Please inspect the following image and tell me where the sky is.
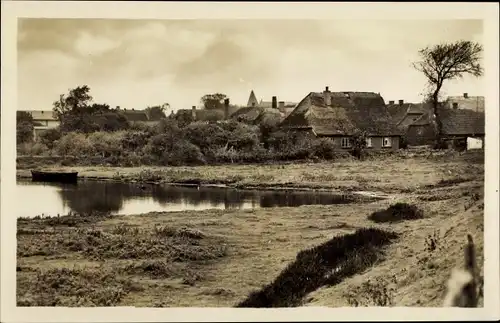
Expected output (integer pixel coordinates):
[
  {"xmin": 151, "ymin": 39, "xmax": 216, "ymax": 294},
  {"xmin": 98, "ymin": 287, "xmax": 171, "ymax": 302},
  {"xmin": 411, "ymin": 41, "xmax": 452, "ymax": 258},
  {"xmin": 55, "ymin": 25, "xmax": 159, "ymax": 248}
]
[{"xmin": 18, "ymin": 19, "xmax": 484, "ymax": 112}]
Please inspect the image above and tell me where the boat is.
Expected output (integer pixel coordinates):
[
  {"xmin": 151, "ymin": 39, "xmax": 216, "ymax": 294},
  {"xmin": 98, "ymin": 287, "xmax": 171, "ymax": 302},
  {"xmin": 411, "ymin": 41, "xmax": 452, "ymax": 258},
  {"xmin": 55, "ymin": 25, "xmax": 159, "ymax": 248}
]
[{"xmin": 31, "ymin": 170, "xmax": 78, "ymax": 183}]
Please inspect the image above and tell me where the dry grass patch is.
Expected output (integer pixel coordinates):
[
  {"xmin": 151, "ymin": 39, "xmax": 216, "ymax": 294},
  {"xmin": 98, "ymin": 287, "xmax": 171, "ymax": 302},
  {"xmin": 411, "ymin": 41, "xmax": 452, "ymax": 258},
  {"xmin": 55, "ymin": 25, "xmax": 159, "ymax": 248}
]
[
  {"xmin": 17, "ymin": 267, "xmax": 144, "ymax": 307},
  {"xmin": 236, "ymin": 228, "xmax": 398, "ymax": 308}
]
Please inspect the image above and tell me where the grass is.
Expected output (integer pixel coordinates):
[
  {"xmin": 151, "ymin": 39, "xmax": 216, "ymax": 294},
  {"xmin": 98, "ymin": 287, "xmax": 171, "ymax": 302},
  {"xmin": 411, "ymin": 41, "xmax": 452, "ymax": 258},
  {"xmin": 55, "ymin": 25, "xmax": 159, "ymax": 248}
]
[
  {"xmin": 16, "ymin": 152, "xmax": 485, "ymax": 307},
  {"xmin": 236, "ymin": 228, "xmax": 398, "ymax": 307},
  {"xmin": 16, "ymin": 150, "xmax": 484, "ymax": 194}
]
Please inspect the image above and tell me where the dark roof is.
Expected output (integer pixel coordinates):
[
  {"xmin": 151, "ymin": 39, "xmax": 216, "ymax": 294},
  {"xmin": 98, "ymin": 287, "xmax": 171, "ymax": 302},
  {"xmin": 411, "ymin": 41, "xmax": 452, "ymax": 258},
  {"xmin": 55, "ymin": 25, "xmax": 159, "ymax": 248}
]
[
  {"xmin": 386, "ymin": 102, "xmax": 429, "ymax": 127},
  {"xmin": 230, "ymin": 106, "xmax": 265, "ymax": 121},
  {"xmin": 440, "ymin": 108, "xmax": 485, "ymax": 135},
  {"xmin": 176, "ymin": 108, "xmax": 230, "ymax": 122},
  {"xmin": 281, "ymin": 91, "xmax": 402, "ymax": 136},
  {"xmin": 409, "ymin": 113, "xmax": 432, "ymax": 126},
  {"xmin": 121, "ymin": 110, "xmax": 149, "ymax": 122},
  {"xmin": 409, "ymin": 108, "xmax": 485, "ymax": 135},
  {"xmin": 231, "ymin": 106, "xmax": 284, "ymax": 124}
]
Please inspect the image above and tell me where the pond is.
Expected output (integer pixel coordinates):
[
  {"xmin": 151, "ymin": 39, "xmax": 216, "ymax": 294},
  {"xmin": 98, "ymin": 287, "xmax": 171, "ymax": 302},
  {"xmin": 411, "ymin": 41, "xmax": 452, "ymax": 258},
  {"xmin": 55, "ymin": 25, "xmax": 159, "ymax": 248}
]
[{"xmin": 16, "ymin": 180, "xmax": 384, "ymax": 218}]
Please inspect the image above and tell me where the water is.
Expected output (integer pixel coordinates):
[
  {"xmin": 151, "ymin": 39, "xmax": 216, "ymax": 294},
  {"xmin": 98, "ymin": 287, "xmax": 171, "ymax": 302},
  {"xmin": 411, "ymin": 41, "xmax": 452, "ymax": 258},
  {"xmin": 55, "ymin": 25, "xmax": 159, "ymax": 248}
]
[{"xmin": 16, "ymin": 180, "xmax": 382, "ymax": 218}]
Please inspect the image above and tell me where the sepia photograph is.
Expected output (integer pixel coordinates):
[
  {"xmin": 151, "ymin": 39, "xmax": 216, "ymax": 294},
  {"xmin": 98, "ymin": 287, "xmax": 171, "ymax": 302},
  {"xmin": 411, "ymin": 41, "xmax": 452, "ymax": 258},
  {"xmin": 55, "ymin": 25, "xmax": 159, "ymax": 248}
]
[{"xmin": 1, "ymin": 1, "xmax": 499, "ymax": 322}]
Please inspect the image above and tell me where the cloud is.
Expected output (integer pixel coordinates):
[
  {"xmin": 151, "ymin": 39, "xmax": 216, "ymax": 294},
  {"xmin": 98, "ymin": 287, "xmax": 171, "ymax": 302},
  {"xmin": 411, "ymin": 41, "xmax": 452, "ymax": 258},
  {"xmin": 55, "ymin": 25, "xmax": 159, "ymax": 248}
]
[{"xmin": 17, "ymin": 18, "xmax": 485, "ymax": 110}]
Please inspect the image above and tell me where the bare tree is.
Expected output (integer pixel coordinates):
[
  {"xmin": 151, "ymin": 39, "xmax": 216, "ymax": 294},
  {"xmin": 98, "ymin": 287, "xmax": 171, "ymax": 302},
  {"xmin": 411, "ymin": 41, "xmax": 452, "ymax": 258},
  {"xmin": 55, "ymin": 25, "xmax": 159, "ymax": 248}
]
[{"xmin": 413, "ymin": 40, "xmax": 483, "ymax": 143}]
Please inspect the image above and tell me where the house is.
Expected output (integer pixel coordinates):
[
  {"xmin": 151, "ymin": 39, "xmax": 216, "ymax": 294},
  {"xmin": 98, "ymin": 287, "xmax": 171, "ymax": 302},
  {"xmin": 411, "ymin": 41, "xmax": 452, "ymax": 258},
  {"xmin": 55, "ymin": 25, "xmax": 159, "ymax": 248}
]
[
  {"xmin": 386, "ymin": 100, "xmax": 429, "ymax": 130},
  {"xmin": 245, "ymin": 90, "xmax": 296, "ymax": 117},
  {"xmin": 174, "ymin": 98, "xmax": 236, "ymax": 124},
  {"xmin": 18, "ymin": 110, "xmax": 60, "ymax": 141},
  {"xmin": 280, "ymin": 87, "xmax": 402, "ymax": 150},
  {"xmin": 119, "ymin": 109, "xmax": 150, "ymax": 124},
  {"xmin": 445, "ymin": 93, "xmax": 485, "ymax": 113},
  {"xmin": 407, "ymin": 107, "xmax": 485, "ymax": 149},
  {"xmin": 233, "ymin": 92, "xmax": 296, "ymax": 124}
]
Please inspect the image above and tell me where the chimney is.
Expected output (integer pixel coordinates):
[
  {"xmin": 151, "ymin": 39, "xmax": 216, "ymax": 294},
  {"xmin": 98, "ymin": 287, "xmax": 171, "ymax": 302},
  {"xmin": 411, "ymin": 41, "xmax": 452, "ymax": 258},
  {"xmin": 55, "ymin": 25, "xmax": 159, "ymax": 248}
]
[
  {"xmin": 463, "ymin": 93, "xmax": 468, "ymax": 98},
  {"xmin": 279, "ymin": 101, "xmax": 285, "ymax": 109},
  {"xmin": 224, "ymin": 98, "xmax": 230, "ymax": 119},
  {"xmin": 192, "ymin": 106, "xmax": 196, "ymax": 120},
  {"xmin": 323, "ymin": 86, "xmax": 331, "ymax": 106},
  {"xmin": 452, "ymin": 102, "xmax": 458, "ymax": 109},
  {"xmin": 398, "ymin": 99, "xmax": 404, "ymax": 105},
  {"xmin": 389, "ymin": 100, "xmax": 395, "ymax": 105},
  {"xmin": 272, "ymin": 96, "xmax": 277, "ymax": 109}
]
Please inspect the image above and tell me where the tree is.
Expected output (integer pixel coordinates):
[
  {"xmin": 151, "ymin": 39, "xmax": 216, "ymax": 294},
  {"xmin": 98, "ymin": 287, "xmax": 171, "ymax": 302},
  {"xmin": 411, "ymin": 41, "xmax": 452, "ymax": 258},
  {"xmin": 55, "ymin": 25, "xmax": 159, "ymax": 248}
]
[
  {"xmin": 145, "ymin": 105, "xmax": 168, "ymax": 120},
  {"xmin": 200, "ymin": 93, "xmax": 227, "ymax": 110},
  {"xmin": 412, "ymin": 40, "xmax": 483, "ymax": 143},
  {"xmin": 16, "ymin": 111, "xmax": 34, "ymax": 143},
  {"xmin": 53, "ymin": 85, "xmax": 93, "ymax": 121},
  {"xmin": 350, "ymin": 130, "xmax": 368, "ymax": 160}
]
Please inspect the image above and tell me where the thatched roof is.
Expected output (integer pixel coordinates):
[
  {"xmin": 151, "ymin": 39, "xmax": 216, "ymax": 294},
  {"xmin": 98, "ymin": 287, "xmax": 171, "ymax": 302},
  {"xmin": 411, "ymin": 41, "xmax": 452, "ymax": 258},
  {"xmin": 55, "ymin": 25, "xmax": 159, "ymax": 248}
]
[
  {"xmin": 176, "ymin": 109, "xmax": 224, "ymax": 122},
  {"xmin": 281, "ymin": 91, "xmax": 402, "ymax": 136},
  {"xmin": 121, "ymin": 110, "xmax": 149, "ymax": 122},
  {"xmin": 409, "ymin": 108, "xmax": 485, "ymax": 136},
  {"xmin": 386, "ymin": 102, "xmax": 430, "ymax": 128},
  {"xmin": 231, "ymin": 106, "xmax": 284, "ymax": 124}
]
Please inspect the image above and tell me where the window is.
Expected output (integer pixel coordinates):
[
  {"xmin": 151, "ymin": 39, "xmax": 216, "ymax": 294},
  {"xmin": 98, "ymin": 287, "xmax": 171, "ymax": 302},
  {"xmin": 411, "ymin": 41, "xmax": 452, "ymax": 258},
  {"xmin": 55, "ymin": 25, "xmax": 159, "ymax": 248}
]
[
  {"xmin": 366, "ymin": 137, "xmax": 373, "ymax": 148},
  {"xmin": 341, "ymin": 137, "xmax": 351, "ymax": 148},
  {"xmin": 382, "ymin": 137, "xmax": 392, "ymax": 148}
]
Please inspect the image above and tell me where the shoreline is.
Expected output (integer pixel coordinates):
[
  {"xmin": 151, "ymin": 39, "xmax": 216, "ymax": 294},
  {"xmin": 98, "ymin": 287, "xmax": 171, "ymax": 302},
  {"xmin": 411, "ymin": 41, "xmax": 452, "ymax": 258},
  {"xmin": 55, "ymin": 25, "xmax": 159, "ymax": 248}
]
[
  {"xmin": 16, "ymin": 156, "xmax": 485, "ymax": 307},
  {"xmin": 16, "ymin": 171, "xmax": 392, "ymax": 197}
]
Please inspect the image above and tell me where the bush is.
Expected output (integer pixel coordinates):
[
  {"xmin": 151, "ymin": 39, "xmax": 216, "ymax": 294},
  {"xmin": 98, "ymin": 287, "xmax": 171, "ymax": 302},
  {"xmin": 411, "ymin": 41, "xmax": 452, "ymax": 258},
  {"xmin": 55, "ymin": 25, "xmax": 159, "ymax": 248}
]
[
  {"xmin": 311, "ymin": 138, "xmax": 336, "ymax": 159},
  {"xmin": 121, "ymin": 131, "xmax": 151, "ymax": 151},
  {"xmin": 17, "ymin": 121, "xmax": 34, "ymax": 144},
  {"xmin": 368, "ymin": 202, "xmax": 424, "ymax": 223},
  {"xmin": 161, "ymin": 140, "xmax": 205, "ymax": 166},
  {"xmin": 17, "ymin": 142, "xmax": 50, "ymax": 156},
  {"xmin": 88, "ymin": 131, "xmax": 125, "ymax": 158},
  {"xmin": 55, "ymin": 133, "xmax": 95, "ymax": 156},
  {"xmin": 38, "ymin": 128, "xmax": 62, "ymax": 149},
  {"xmin": 183, "ymin": 123, "xmax": 228, "ymax": 152}
]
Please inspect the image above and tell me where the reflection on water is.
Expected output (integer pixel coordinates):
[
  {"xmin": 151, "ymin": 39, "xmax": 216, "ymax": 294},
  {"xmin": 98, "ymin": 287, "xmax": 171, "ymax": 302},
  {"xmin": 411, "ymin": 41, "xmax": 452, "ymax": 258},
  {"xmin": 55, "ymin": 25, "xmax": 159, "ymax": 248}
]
[{"xmin": 16, "ymin": 180, "xmax": 379, "ymax": 218}]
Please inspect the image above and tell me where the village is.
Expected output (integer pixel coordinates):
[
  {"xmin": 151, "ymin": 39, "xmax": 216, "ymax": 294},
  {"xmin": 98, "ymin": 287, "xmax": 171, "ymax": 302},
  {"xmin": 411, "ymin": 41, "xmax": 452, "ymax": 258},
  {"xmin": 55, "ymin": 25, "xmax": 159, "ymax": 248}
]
[
  {"xmin": 12, "ymin": 17, "xmax": 487, "ymax": 310},
  {"xmin": 17, "ymin": 87, "xmax": 485, "ymax": 153}
]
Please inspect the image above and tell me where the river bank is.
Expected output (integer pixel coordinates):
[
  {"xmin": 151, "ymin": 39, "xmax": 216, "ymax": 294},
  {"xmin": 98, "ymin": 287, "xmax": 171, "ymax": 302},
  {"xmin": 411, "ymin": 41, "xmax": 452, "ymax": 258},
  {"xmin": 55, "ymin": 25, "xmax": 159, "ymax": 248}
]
[
  {"xmin": 16, "ymin": 151, "xmax": 484, "ymax": 194},
  {"xmin": 17, "ymin": 172, "xmax": 484, "ymax": 307},
  {"xmin": 16, "ymin": 154, "xmax": 485, "ymax": 307}
]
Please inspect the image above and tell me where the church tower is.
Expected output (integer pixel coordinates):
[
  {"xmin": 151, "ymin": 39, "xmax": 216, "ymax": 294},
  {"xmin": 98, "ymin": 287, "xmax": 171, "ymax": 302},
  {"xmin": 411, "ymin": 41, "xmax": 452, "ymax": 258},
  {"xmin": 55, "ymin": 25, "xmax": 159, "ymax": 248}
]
[{"xmin": 247, "ymin": 90, "xmax": 259, "ymax": 107}]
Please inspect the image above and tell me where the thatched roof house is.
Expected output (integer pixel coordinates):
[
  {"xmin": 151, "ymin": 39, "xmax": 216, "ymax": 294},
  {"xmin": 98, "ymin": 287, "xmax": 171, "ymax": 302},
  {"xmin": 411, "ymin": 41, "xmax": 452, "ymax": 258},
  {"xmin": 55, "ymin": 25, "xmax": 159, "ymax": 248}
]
[
  {"xmin": 280, "ymin": 87, "xmax": 403, "ymax": 150},
  {"xmin": 406, "ymin": 107, "xmax": 485, "ymax": 147},
  {"xmin": 230, "ymin": 106, "xmax": 284, "ymax": 125},
  {"xmin": 386, "ymin": 100, "xmax": 430, "ymax": 130},
  {"xmin": 120, "ymin": 109, "xmax": 149, "ymax": 122}
]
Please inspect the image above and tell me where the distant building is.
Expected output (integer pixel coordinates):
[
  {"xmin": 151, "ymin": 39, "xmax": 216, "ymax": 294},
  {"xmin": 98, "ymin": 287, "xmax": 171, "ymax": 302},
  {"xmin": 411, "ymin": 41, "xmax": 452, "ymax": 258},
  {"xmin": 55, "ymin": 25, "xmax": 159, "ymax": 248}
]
[
  {"xmin": 386, "ymin": 100, "xmax": 429, "ymax": 131},
  {"xmin": 18, "ymin": 110, "xmax": 60, "ymax": 141},
  {"xmin": 445, "ymin": 93, "xmax": 484, "ymax": 113},
  {"xmin": 119, "ymin": 109, "xmax": 150, "ymax": 125},
  {"xmin": 174, "ymin": 99, "xmax": 237, "ymax": 125},
  {"xmin": 407, "ymin": 107, "xmax": 485, "ymax": 149},
  {"xmin": 232, "ymin": 90, "xmax": 297, "ymax": 124},
  {"xmin": 280, "ymin": 87, "xmax": 402, "ymax": 150}
]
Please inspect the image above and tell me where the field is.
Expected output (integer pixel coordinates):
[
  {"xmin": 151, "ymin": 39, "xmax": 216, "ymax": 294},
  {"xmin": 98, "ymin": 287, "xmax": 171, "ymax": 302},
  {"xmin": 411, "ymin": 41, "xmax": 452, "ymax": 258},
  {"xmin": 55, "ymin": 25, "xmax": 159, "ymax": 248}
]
[{"xmin": 16, "ymin": 152, "xmax": 485, "ymax": 307}]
